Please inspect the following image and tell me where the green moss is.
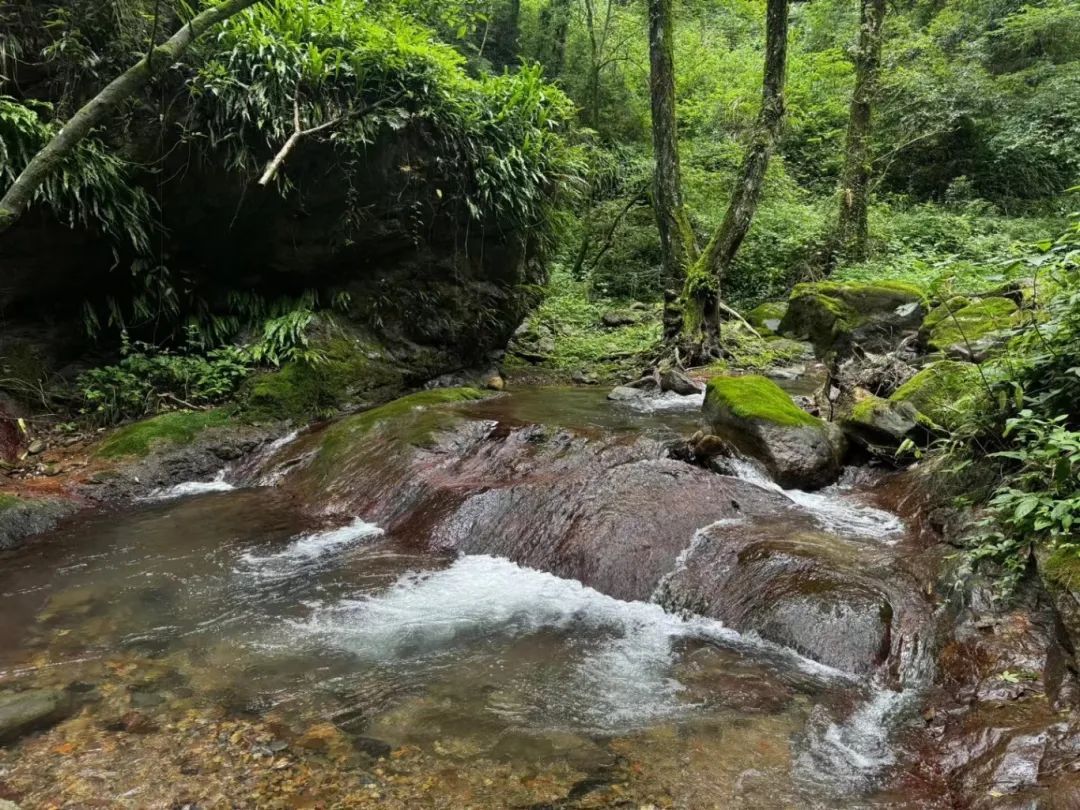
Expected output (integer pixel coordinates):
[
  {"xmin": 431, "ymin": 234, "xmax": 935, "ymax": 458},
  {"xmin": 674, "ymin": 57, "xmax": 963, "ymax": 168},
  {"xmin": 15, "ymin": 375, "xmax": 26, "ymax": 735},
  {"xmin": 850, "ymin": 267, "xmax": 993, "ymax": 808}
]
[
  {"xmin": 717, "ymin": 324, "xmax": 811, "ymax": 372},
  {"xmin": 924, "ymin": 296, "xmax": 1020, "ymax": 352},
  {"xmin": 97, "ymin": 410, "xmax": 230, "ymax": 459},
  {"xmin": 1042, "ymin": 548, "xmax": 1080, "ymax": 592},
  {"xmin": 889, "ymin": 360, "xmax": 988, "ymax": 430},
  {"xmin": 510, "ymin": 268, "xmax": 662, "ymax": 376},
  {"xmin": 849, "ymin": 394, "xmax": 889, "ymax": 425},
  {"xmin": 745, "ymin": 301, "xmax": 788, "ymax": 336},
  {"xmin": 0, "ymin": 493, "xmax": 21, "ymax": 512},
  {"xmin": 921, "ymin": 295, "xmax": 972, "ymax": 334},
  {"xmin": 705, "ymin": 375, "xmax": 819, "ymax": 428},
  {"xmin": 779, "ymin": 280, "xmax": 927, "ymax": 354},
  {"xmin": 314, "ymin": 387, "xmax": 492, "ymax": 471},
  {"xmin": 241, "ymin": 336, "xmax": 404, "ymax": 422}
]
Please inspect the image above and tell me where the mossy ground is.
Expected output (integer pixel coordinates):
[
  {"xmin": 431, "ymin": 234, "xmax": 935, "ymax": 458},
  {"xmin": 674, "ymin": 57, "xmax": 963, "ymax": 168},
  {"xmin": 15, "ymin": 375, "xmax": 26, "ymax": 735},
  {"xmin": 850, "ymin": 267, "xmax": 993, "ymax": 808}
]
[
  {"xmin": 507, "ymin": 269, "xmax": 661, "ymax": 378},
  {"xmin": 0, "ymin": 493, "xmax": 21, "ymax": 512},
  {"xmin": 97, "ymin": 410, "xmax": 231, "ymax": 459},
  {"xmin": 705, "ymin": 375, "xmax": 819, "ymax": 428}
]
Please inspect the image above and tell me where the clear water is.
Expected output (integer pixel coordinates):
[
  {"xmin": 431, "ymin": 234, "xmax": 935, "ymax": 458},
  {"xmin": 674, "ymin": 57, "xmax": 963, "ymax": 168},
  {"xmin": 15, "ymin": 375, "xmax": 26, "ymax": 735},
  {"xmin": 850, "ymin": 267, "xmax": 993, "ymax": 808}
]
[{"xmin": 0, "ymin": 387, "xmax": 928, "ymax": 807}]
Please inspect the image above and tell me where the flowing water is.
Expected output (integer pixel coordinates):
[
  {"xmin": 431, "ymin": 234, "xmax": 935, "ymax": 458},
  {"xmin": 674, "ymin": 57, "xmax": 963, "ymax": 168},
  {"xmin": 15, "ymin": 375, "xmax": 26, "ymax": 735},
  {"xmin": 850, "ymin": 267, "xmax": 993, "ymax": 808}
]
[{"xmin": 0, "ymin": 386, "xmax": 940, "ymax": 808}]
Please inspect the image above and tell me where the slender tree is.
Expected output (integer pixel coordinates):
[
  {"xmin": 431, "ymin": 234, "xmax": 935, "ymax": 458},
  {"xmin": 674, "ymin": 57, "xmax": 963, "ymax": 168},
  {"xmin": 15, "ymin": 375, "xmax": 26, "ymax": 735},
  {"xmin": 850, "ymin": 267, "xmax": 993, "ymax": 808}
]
[
  {"xmin": 828, "ymin": 0, "xmax": 887, "ymax": 266},
  {"xmin": 0, "ymin": 0, "xmax": 264, "ymax": 235},
  {"xmin": 539, "ymin": 0, "xmax": 573, "ymax": 77},
  {"xmin": 647, "ymin": 0, "xmax": 695, "ymax": 339},
  {"xmin": 676, "ymin": 0, "xmax": 789, "ymax": 359}
]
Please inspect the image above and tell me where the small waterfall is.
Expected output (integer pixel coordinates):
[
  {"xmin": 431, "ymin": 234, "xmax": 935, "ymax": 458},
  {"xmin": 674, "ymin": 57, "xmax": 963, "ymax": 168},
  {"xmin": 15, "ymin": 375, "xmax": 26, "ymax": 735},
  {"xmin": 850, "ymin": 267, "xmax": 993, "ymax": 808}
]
[
  {"xmin": 145, "ymin": 469, "xmax": 235, "ymax": 500},
  {"xmin": 279, "ymin": 554, "xmax": 853, "ymax": 732},
  {"xmin": 723, "ymin": 457, "xmax": 906, "ymax": 540}
]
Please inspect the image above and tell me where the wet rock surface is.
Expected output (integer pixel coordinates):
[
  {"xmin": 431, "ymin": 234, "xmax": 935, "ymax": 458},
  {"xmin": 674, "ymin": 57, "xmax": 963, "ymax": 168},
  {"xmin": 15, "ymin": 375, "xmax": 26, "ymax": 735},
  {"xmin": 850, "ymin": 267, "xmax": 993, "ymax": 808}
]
[
  {"xmin": 0, "ymin": 689, "xmax": 72, "ymax": 744},
  {"xmin": 656, "ymin": 520, "xmax": 918, "ymax": 674}
]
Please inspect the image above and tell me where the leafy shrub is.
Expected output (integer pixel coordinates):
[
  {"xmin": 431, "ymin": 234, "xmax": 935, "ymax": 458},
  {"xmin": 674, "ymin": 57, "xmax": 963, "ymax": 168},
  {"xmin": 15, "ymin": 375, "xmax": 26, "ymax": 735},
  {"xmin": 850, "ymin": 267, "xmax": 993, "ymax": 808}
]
[{"xmin": 956, "ymin": 215, "xmax": 1080, "ymax": 591}]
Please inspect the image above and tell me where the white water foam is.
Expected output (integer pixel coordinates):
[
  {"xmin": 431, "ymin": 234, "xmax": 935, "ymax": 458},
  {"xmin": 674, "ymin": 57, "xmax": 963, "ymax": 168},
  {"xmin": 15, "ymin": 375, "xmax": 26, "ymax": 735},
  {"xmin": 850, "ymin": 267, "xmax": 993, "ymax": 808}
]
[
  {"xmin": 254, "ymin": 430, "xmax": 302, "ymax": 486},
  {"xmin": 615, "ymin": 390, "xmax": 706, "ymax": 413},
  {"xmin": 145, "ymin": 470, "xmax": 235, "ymax": 500},
  {"xmin": 726, "ymin": 458, "xmax": 905, "ymax": 540},
  {"xmin": 238, "ymin": 517, "xmax": 384, "ymax": 576},
  {"xmin": 283, "ymin": 554, "xmax": 850, "ymax": 731}
]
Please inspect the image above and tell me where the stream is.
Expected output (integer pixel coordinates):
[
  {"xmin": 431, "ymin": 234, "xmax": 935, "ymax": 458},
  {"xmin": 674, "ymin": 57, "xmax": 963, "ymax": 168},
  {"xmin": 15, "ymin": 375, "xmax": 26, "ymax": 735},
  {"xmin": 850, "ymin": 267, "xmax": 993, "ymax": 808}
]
[{"xmin": 0, "ymin": 386, "xmax": 948, "ymax": 808}]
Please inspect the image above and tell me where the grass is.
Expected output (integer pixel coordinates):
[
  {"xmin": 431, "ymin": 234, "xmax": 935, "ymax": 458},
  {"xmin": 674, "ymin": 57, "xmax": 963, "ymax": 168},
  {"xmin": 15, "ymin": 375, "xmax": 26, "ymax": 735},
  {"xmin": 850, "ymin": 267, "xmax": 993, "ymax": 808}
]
[{"xmin": 514, "ymin": 267, "xmax": 662, "ymax": 376}]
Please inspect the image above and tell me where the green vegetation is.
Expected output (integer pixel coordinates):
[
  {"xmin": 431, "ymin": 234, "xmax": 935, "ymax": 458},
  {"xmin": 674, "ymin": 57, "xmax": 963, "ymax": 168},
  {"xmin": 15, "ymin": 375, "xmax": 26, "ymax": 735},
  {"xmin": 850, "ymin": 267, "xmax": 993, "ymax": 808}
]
[
  {"xmin": 705, "ymin": 375, "xmax": 819, "ymax": 428},
  {"xmin": 923, "ymin": 297, "xmax": 1021, "ymax": 353},
  {"xmin": 889, "ymin": 361, "xmax": 989, "ymax": 430},
  {"xmin": 96, "ymin": 410, "xmax": 230, "ymax": 459},
  {"xmin": 313, "ymin": 387, "xmax": 492, "ymax": 471}
]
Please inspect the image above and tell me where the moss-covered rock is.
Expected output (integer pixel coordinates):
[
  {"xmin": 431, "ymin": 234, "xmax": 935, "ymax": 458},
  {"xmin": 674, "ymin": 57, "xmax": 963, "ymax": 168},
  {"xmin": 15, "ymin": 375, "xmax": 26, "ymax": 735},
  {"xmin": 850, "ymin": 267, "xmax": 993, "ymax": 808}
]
[
  {"xmin": 839, "ymin": 387, "xmax": 935, "ymax": 455},
  {"xmin": 779, "ymin": 281, "xmax": 928, "ymax": 357},
  {"xmin": 1037, "ymin": 547, "xmax": 1080, "ymax": 661},
  {"xmin": 922, "ymin": 296, "xmax": 1020, "ymax": 358},
  {"xmin": 888, "ymin": 360, "xmax": 988, "ymax": 430},
  {"xmin": 97, "ymin": 410, "xmax": 230, "ymax": 459},
  {"xmin": 745, "ymin": 301, "xmax": 789, "ymax": 336},
  {"xmin": 241, "ymin": 336, "xmax": 406, "ymax": 423},
  {"xmin": 704, "ymin": 375, "xmax": 844, "ymax": 489},
  {"xmin": 313, "ymin": 387, "xmax": 493, "ymax": 475}
]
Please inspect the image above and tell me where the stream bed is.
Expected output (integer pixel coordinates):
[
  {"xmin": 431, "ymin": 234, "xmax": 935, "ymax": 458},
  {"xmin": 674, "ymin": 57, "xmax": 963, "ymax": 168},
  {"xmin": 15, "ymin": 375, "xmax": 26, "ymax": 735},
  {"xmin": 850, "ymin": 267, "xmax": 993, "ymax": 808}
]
[{"xmin": 0, "ymin": 387, "xmax": 948, "ymax": 808}]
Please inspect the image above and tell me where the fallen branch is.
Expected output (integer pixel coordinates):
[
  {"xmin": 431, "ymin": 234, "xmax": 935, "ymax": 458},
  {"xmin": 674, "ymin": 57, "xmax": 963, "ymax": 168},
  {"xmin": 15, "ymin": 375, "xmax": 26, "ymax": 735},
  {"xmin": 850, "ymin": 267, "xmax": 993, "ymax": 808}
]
[
  {"xmin": 716, "ymin": 299, "xmax": 762, "ymax": 338},
  {"xmin": 258, "ymin": 95, "xmax": 341, "ymax": 186},
  {"xmin": 258, "ymin": 96, "xmax": 386, "ymax": 187}
]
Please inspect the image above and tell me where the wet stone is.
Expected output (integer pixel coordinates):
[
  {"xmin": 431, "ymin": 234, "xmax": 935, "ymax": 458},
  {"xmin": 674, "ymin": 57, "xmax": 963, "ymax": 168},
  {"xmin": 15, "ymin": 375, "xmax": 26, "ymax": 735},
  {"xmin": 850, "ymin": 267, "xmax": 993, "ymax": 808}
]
[{"xmin": 0, "ymin": 689, "xmax": 72, "ymax": 745}]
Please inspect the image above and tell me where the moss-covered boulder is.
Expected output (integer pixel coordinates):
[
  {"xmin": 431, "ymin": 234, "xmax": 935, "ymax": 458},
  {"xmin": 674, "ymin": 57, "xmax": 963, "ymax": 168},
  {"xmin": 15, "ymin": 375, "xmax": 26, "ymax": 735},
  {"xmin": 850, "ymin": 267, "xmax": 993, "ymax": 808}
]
[
  {"xmin": 779, "ymin": 281, "xmax": 928, "ymax": 357},
  {"xmin": 838, "ymin": 388, "xmax": 935, "ymax": 455},
  {"xmin": 746, "ymin": 301, "xmax": 788, "ymax": 336},
  {"xmin": 921, "ymin": 296, "xmax": 1020, "ymax": 359},
  {"xmin": 704, "ymin": 375, "xmax": 844, "ymax": 490},
  {"xmin": 888, "ymin": 360, "xmax": 988, "ymax": 431}
]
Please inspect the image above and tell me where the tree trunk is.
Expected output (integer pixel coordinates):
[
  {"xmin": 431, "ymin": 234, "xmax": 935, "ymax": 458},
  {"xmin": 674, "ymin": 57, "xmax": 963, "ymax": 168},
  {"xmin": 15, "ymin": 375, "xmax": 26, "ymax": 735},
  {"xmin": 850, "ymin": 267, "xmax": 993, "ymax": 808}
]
[
  {"xmin": 829, "ymin": 0, "xmax": 886, "ymax": 266},
  {"xmin": 0, "ymin": 0, "xmax": 263, "ymax": 235},
  {"xmin": 679, "ymin": 0, "xmax": 789, "ymax": 359},
  {"xmin": 540, "ymin": 0, "xmax": 572, "ymax": 76},
  {"xmin": 647, "ymin": 0, "xmax": 695, "ymax": 340}
]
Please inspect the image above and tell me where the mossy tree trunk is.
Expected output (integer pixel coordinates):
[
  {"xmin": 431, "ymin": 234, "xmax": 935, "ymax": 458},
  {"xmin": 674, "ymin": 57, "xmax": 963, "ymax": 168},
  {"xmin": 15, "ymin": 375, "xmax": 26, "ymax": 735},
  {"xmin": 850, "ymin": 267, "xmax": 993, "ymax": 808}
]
[
  {"xmin": 827, "ymin": 0, "xmax": 887, "ymax": 268},
  {"xmin": 647, "ymin": 0, "xmax": 696, "ymax": 342},
  {"xmin": 677, "ymin": 0, "xmax": 789, "ymax": 361},
  {"xmin": 0, "ymin": 0, "xmax": 264, "ymax": 236}
]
